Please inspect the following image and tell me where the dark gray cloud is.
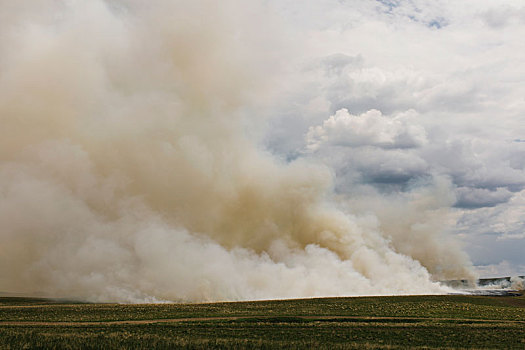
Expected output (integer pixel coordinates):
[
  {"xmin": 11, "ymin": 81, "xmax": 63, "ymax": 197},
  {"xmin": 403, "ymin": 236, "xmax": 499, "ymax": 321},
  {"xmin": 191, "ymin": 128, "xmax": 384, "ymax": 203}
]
[
  {"xmin": 454, "ymin": 187, "xmax": 513, "ymax": 209},
  {"xmin": 456, "ymin": 190, "xmax": 525, "ymax": 239}
]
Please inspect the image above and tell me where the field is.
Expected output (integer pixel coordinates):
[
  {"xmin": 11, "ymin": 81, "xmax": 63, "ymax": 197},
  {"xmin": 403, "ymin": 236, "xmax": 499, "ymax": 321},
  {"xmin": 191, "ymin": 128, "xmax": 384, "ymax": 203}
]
[{"xmin": 1, "ymin": 293, "xmax": 524, "ymax": 349}]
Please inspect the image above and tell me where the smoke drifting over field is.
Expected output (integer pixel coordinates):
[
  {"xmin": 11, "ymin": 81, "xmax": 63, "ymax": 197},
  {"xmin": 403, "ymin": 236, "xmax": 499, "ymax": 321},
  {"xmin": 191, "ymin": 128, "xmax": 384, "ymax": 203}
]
[{"xmin": 0, "ymin": 0, "xmax": 475, "ymax": 302}]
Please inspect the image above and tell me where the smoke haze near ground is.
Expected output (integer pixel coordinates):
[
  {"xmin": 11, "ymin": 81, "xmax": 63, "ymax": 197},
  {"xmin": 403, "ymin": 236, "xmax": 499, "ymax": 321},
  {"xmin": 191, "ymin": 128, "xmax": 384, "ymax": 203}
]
[{"xmin": 0, "ymin": 0, "xmax": 476, "ymax": 302}]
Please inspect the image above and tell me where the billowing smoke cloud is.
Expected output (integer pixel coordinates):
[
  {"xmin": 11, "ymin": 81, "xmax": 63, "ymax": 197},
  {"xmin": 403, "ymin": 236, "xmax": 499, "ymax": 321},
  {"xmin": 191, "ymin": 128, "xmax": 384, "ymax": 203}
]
[{"xmin": 0, "ymin": 0, "xmax": 474, "ymax": 303}]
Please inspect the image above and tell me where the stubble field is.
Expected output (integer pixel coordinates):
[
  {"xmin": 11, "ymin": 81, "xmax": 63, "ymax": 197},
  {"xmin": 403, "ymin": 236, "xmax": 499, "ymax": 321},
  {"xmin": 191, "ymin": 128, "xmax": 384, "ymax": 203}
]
[{"xmin": 1, "ymin": 293, "xmax": 524, "ymax": 349}]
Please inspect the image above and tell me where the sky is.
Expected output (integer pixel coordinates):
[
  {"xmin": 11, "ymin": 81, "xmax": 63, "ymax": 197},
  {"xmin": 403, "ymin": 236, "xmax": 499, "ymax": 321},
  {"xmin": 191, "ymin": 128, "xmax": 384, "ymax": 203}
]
[
  {"xmin": 0, "ymin": 0, "xmax": 524, "ymax": 303},
  {"xmin": 262, "ymin": 0, "xmax": 525, "ymax": 277}
]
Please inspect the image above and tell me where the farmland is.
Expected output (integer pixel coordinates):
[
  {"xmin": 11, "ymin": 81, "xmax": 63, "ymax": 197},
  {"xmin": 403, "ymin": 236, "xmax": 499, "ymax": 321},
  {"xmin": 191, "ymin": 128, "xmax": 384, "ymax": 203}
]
[{"xmin": 1, "ymin": 293, "xmax": 524, "ymax": 349}]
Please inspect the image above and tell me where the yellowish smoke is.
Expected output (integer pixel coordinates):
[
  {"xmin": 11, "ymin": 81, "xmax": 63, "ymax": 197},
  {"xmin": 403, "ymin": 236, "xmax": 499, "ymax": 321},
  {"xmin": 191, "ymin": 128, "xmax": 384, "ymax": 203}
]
[{"xmin": 0, "ymin": 0, "xmax": 475, "ymax": 302}]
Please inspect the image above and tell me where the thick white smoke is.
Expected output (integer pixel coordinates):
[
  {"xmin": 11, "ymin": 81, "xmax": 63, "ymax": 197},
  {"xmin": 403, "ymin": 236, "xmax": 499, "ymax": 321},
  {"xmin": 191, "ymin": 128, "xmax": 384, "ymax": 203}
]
[{"xmin": 0, "ymin": 0, "xmax": 474, "ymax": 302}]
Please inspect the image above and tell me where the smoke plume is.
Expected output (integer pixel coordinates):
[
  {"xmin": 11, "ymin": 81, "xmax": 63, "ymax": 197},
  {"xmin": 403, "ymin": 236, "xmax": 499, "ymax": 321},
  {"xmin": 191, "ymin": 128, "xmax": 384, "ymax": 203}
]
[{"xmin": 0, "ymin": 0, "xmax": 475, "ymax": 302}]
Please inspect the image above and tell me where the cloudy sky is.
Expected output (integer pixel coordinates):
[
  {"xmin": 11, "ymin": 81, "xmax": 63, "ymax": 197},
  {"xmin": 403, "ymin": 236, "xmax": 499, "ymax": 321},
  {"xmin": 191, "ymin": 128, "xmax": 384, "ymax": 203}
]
[
  {"xmin": 262, "ymin": 0, "xmax": 525, "ymax": 277},
  {"xmin": 1, "ymin": 0, "xmax": 524, "ymax": 302}
]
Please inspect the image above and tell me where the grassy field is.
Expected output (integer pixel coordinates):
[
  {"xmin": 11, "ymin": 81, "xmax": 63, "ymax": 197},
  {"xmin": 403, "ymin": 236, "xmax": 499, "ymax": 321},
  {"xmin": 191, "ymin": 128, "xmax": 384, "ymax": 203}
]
[{"xmin": 1, "ymin": 293, "xmax": 524, "ymax": 349}]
